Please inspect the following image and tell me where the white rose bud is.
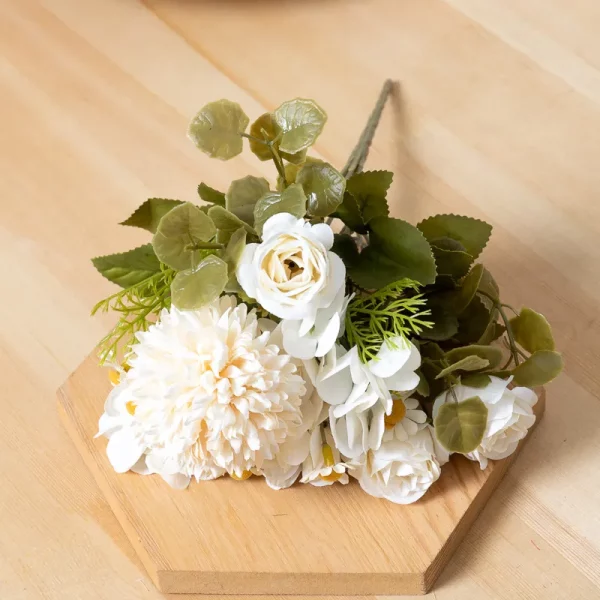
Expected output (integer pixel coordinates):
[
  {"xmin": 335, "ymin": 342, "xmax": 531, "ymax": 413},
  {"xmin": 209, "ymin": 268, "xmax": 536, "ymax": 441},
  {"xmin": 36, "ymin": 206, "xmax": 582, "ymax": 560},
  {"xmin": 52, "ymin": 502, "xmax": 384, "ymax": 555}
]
[{"xmin": 236, "ymin": 213, "xmax": 345, "ymax": 320}]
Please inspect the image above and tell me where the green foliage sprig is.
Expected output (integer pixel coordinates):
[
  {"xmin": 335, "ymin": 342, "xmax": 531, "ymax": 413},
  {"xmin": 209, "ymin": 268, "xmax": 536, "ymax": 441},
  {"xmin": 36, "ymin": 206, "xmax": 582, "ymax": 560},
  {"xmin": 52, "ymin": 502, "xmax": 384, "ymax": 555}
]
[
  {"xmin": 345, "ymin": 279, "xmax": 433, "ymax": 363},
  {"xmin": 91, "ymin": 265, "xmax": 175, "ymax": 364}
]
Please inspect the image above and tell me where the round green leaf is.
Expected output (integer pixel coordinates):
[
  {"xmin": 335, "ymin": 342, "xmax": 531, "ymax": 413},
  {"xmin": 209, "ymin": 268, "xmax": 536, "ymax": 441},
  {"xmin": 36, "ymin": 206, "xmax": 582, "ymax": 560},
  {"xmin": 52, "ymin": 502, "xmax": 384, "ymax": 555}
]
[
  {"xmin": 171, "ymin": 255, "xmax": 228, "ymax": 310},
  {"xmin": 274, "ymin": 98, "xmax": 327, "ymax": 154},
  {"xmin": 434, "ymin": 396, "xmax": 488, "ymax": 453},
  {"xmin": 296, "ymin": 160, "xmax": 346, "ymax": 217},
  {"xmin": 435, "ymin": 356, "xmax": 490, "ymax": 379},
  {"xmin": 223, "ymin": 228, "xmax": 247, "ymax": 292},
  {"xmin": 253, "ymin": 183, "xmax": 307, "ymax": 235},
  {"xmin": 188, "ymin": 100, "xmax": 249, "ymax": 160},
  {"xmin": 248, "ymin": 113, "xmax": 306, "ymax": 163},
  {"xmin": 152, "ymin": 202, "xmax": 216, "ymax": 270},
  {"xmin": 510, "ymin": 307, "xmax": 555, "ymax": 354},
  {"xmin": 445, "ymin": 344, "xmax": 504, "ymax": 371},
  {"xmin": 208, "ymin": 206, "xmax": 255, "ymax": 244},
  {"xmin": 226, "ymin": 175, "xmax": 270, "ymax": 224},
  {"xmin": 512, "ymin": 350, "xmax": 563, "ymax": 387},
  {"xmin": 460, "ymin": 373, "xmax": 492, "ymax": 388}
]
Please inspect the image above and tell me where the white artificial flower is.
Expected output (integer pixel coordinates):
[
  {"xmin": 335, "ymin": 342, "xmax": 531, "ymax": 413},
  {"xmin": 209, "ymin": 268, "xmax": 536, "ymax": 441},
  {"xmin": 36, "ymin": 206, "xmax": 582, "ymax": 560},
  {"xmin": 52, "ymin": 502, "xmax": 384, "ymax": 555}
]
[
  {"xmin": 432, "ymin": 376, "xmax": 538, "ymax": 470},
  {"xmin": 317, "ymin": 340, "xmax": 421, "ymax": 458},
  {"xmin": 236, "ymin": 213, "xmax": 345, "ymax": 321},
  {"xmin": 354, "ymin": 428, "xmax": 442, "ymax": 505},
  {"xmin": 97, "ymin": 297, "xmax": 316, "ymax": 489},
  {"xmin": 301, "ymin": 425, "xmax": 354, "ymax": 486},
  {"xmin": 381, "ymin": 397, "xmax": 428, "ymax": 442},
  {"xmin": 281, "ymin": 287, "xmax": 353, "ymax": 360}
]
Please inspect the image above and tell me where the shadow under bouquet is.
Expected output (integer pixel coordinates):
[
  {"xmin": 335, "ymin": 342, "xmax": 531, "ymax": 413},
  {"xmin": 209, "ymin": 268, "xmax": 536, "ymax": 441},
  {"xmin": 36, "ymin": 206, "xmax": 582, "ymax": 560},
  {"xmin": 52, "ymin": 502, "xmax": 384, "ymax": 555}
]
[{"xmin": 91, "ymin": 81, "xmax": 563, "ymax": 504}]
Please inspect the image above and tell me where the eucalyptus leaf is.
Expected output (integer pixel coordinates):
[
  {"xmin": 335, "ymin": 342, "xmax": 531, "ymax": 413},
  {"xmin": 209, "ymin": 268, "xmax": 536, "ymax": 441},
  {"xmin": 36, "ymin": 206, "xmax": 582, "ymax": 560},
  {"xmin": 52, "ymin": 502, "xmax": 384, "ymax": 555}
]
[
  {"xmin": 92, "ymin": 244, "xmax": 161, "ymax": 288},
  {"xmin": 253, "ymin": 183, "xmax": 307, "ymax": 235},
  {"xmin": 171, "ymin": 255, "xmax": 228, "ymax": 310},
  {"xmin": 455, "ymin": 264, "xmax": 484, "ymax": 313},
  {"xmin": 223, "ymin": 228, "xmax": 247, "ymax": 292},
  {"xmin": 152, "ymin": 202, "xmax": 217, "ymax": 270},
  {"xmin": 510, "ymin": 307, "xmax": 555, "ymax": 354},
  {"xmin": 434, "ymin": 396, "xmax": 488, "ymax": 453},
  {"xmin": 274, "ymin": 98, "xmax": 327, "ymax": 154},
  {"xmin": 435, "ymin": 356, "xmax": 490, "ymax": 379},
  {"xmin": 197, "ymin": 183, "xmax": 226, "ymax": 207},
  {"xmin": 120, "ymin": 199, "xmax": 183, "ymax": 233},
  {"xmin": 208, "ymin": 206, "xmax": 256, "ymax": 244},
  {"xmin": 349, "ymin": 216, "xmax": 437, "ymax": 288},
  {"xmin": 461, "ymin": 373, "xmax": 492, "ymax": 388},
  {"xmin": 296, "ymin": 160, "xmax": 345, "ymax": 217},
  {"xmin": 188, "ymin": 100, "xmax": 249, "ymax": 160},
  {"xmin": 445, "ymin": 344, "xmax": 503, "ymax": 370},
  {"xmin": 226, "ymin": 176, "xmax": 270, "ymax": 224},
  {"xmin": 418, "ymin": 214, "xmax": 492, "ymax": 260},
  {"xmin": 512, "ymin": 350, "xmax": 563, "ymax": 387},
  {"xmin": 249, "ymin": 113, "xmax": 307, "ymax": 163}
]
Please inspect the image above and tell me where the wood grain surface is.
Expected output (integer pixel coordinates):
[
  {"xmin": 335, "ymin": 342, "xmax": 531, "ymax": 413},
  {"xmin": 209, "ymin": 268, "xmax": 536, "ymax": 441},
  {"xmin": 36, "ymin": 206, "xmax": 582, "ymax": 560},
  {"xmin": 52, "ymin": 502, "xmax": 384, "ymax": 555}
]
[{"xmin": 1, "ymin": 0, "xmax": 599, "ymax": 599}]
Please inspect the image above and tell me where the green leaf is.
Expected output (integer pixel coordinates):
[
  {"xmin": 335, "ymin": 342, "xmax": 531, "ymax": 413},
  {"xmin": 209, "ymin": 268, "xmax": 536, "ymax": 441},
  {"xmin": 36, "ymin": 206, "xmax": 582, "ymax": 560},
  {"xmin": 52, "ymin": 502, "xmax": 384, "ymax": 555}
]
[
  {"xmin": 253, "ymin": 183, "xmax": 307, "ymax": 235},
  {"xmin": 120, "ymin": 198, "xmax": 183, "ymax": 233},
  {"xmin": 415, "ymin": 370, "xmax": 430, "ymax": 397},
  {"xmin": 197, "ymin": 183, "xmax": 226, "ymax": 207},
  {"xmin": 349, "ymin": 216, "xmax": 437, "ymax": 288},
  {"xmin": 170, "ymin": 255, "xmax": 228, "ymax": 310},
  {"xmin": 430, "ymin": 237, "xmax": 473, "ymax": 279},
  {"xmin": 456, "ymin": 295, "xmax": 492, "ymax": 344},
  {"xmin": 92, "ymin": 244, "xmax": 161, "ymax": 288},
  {"xmin": 248, "ymin": 113, "xmax": 307, "ymax": 163},
  {"xmin": 226, "ymin": 175, "xmax": 270, "ymax": 224},
  {"xmin": 419, "ymin": 300, "xmax": 458, "ymax": 342},
  {"xmin": 273, "ymin": 98, "xmax": 327, "ymax": 154},
  {"xmin": 478, "ymin": 319, "xmax": 506, "ymax": 345},
  {"xmin": 331, "ymin": 233, "xmax": 359, "ymax": 269},
  {"xmin": 512, "ymin": 350, "xmax": 563, "ymax": 387},
  {"xmin": 435, "ymin": 356, "xmax": 490, "ymax": 379},
  {"xmin": 223, "ymin": 228, "xmax": 247, "ymax": 292},
  {"xmin": 335, "ymin": 171, "xmax": 393, "ymax": 233},
  {"xmin": 478, "ymin": 266, "xmax": 500, "ymax": 300},
  {"xmin": 418, "ymin": 214, "xmax": 492, "ymax": 260},
  {"xmin": 461, "ymin": 373, "xmax": 492, "ymax": 388},
  {"xmin": 434, "ymin": 396, "xmax": 488, "ymax": 453},
  {"xmin": 445, "ymin": 344, "xmax": 504, "ymax": 370},
  {"xmin": 296, "ymin": 160, "xmax": 346, "ymax": 217},
  {"xmin": 208, "ymin": 206, "xmax": 256, "ymax": 244},
  {"xmin": 188, "ymin": 99, "xmax": 249, "ymax": 160},
  {"xmin": 152, "ymin": 202, "xmax": 216, "ymax": 270},
  {"xmin": 510, "ymin": 307, "xmax": 555, "ymax": 354},
  {"xmin": 455, "ymin": 264, "xmax": 484, "ymax": 313}
]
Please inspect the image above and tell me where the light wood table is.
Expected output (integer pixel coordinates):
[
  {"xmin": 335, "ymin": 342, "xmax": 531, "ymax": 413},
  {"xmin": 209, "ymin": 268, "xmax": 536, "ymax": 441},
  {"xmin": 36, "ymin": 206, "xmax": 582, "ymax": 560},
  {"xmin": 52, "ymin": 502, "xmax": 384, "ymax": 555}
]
[{"xmin": 1, "ymin": 1, "xmax": 599, "ymax": 598}]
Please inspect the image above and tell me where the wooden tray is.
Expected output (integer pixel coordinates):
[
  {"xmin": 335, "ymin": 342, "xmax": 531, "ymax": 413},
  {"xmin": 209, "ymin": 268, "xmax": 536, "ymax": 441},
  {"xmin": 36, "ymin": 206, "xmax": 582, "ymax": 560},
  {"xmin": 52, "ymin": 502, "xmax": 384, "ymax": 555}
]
[{"xmin": 57, "ymin": 355, "xmax": 544, "ymax": 596}]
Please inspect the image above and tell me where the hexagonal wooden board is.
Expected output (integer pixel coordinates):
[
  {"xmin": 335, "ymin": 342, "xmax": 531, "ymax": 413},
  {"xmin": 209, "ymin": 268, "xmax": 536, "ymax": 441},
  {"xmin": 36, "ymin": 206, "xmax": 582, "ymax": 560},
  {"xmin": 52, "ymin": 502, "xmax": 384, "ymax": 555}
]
[{"xmin": 57, "ymin": 355, "xmax": 544, "ymax": 596}]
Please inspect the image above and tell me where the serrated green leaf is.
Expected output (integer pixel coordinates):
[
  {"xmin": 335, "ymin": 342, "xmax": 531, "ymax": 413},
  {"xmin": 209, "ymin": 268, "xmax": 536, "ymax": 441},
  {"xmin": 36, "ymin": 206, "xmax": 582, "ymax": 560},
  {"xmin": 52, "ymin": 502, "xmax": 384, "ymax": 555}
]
[
  {"xmin": 331, "ymin": 233, "xmax": 359, "ymax": 269},
  {"xmin": 418, "ymin": 214, "xmax": 492, "ymax": 260},
  {"xmin": 456, "ymin": 295, "xmax": 492, "ymax": 344},
  {"xmin": 419, "ymin": 301, "xmax": 458, "ymax": 342},
  {"xmin": 92, "ymin": 244, "xmax": 161, "ymax": 288},
  {"xmin": 456, "ymin": 264, "xmax": 484, "ymax": 313},
  {"xmin": 171, "ymin": 255, "xmax": 228, "ymax": 310},
  {"xmin": 430, "ymin": 237, "xmax": 473, "ymax": 279},
  {"xmin": 335, "ymin": 192, "xmax": 365, "ymax": 233},
  {"xmin": 120, "ymin": 198, "xmax": 183, "ymax": 233},
  {"xmin": 274, "ymin": 98, "xmax": 327, "ymax": 154},
  {"xmin": 188, "ymin": 100, "xmax": 249, "ymax": 160},
  {"xmin": 434, "ymin": 396, "xmax": 488, "ymax": 453},
  {"xmin": 253, "ymin": 183, "xmax": 307, "ymax": 235},
  {"xmin": 461, "ymin": 373, "xmax": 492, "ymax": 388},
  {"xmin": 445, "ymin": 344, "xmax": 503, "ymax": 371},
  {"xmin": 478, "ymin": 319, "xmax": 506, "ymax": 345},
  {"xmin": 248, "ymin": 113, "xmax": 307, "ymax": 163},
  {"xmin": 226, "ymin": 175, "xmax": 270, "ymax": 224},
  {"xmin": 197, "ymin": 183, "xmax": 226, "ymax": 207},
  {"xmin": 478, "ymin": 266, "xmax": 500, "ymax": 300},
  {"xmin": 296, "ymin": 160, "xmax": 345, "ymax": 217},
  {"xmin": 510, "ymin": 307, "xmax": 555, "ymax": 354},
  {"xmin": 208, "ymin": 205, "xmax": 256, "ymax": 244},
  {"xmin": 435, "ymin": 356, "xmax": 490, "ymax": 379},
  {"xmin": 512, "ymin": 350, "xmax": 563, "ymax": 387},
  {"xmin": 152, "ymin": 202, "xmax": 216, "ymax": 270},
  {"xmin": 349, "ymin": 216, "xmax": 437, "ymax": 288}
]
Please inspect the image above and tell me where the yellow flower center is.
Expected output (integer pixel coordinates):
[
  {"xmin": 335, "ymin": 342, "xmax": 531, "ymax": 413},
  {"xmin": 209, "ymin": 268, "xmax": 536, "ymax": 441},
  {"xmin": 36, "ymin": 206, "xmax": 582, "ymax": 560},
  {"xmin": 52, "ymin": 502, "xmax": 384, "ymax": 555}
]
[
  {"xmin": 108, "ymin": 369, "xmax": 120, "ymax": 385},
  {"xmin": 320, "ymin": 444, "xmax": 343, "ymax": 482},
  {"xmin": 384, "ymin": 400, "xmax": 407, "ymax": 429},
  {"xmin": 231, "ymin": 470, "xmax": 253, "ymax": 481},
  {"xmin": 125, "ymin": 401, "xmax": 137, "ymax": 416}
]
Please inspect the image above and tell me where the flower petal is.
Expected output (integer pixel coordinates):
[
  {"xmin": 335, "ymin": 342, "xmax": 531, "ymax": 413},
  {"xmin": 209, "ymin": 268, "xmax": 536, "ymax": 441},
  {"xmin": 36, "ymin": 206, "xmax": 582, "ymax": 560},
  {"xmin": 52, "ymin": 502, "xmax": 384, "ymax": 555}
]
[
  {"xmin": 309, "ymin": 222, "xmax": 334, "ymax": 250},
  {"xmin": 106, "ymin": 430, "xmax": 144, "ymax": 474},
  {"xmin": 368, "ymin": 337, "xmax": 412, "ymax": 378},
  {"xmin": 262, "ymin": 213, "xmax": 302, "ymax": 241}
]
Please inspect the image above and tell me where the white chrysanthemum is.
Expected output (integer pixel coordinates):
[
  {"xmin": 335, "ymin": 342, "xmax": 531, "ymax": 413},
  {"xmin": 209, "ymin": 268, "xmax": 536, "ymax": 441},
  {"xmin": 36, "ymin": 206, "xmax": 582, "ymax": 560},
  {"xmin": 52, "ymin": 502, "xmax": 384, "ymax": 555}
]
[{"xmin": 97, "ymin": 297, "xmax": 313, "ymax": 488}]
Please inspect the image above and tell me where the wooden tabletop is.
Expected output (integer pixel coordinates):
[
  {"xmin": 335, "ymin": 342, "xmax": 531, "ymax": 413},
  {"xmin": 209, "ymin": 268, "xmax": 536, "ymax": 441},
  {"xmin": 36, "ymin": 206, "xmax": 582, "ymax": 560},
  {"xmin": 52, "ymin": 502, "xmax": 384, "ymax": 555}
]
[{"xmin": 2, "ymin": 1, "xmax": 599, "ymax": 599}]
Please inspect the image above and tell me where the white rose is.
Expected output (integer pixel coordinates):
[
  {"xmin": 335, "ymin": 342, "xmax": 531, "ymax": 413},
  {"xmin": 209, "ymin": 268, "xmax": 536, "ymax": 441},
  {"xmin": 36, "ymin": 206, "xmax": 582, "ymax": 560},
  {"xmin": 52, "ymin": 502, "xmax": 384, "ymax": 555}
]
[
  {"xmin": 432, "ymin": 376, "xmax": 538, "ymax": 470},
  {"xmin": 354, "ymin": 428, "xmax": 441, "ymax": 504},
  {"xmin": 236, "ymin": 213, "xmax": 346, "ymax": 320},
  {"xmin": 281, "ymin": 287, "xmax": 353, "ymax": 360}
]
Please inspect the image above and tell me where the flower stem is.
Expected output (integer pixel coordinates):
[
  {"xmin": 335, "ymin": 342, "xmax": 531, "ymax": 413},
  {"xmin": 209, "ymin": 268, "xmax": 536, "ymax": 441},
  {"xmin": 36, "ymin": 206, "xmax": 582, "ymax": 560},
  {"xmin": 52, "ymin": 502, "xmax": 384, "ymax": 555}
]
[{"xmin": 478, "ymin": 290, "xmax": 520, "ymax": 367}]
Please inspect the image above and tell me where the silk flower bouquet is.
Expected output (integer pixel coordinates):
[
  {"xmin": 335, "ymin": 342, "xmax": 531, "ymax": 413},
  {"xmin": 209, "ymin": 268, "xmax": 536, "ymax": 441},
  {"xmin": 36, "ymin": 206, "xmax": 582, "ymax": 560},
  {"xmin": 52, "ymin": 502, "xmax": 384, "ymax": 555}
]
[{"xmin": 91, "ymin": 81, "xmax": 562, "ymax": 504}]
